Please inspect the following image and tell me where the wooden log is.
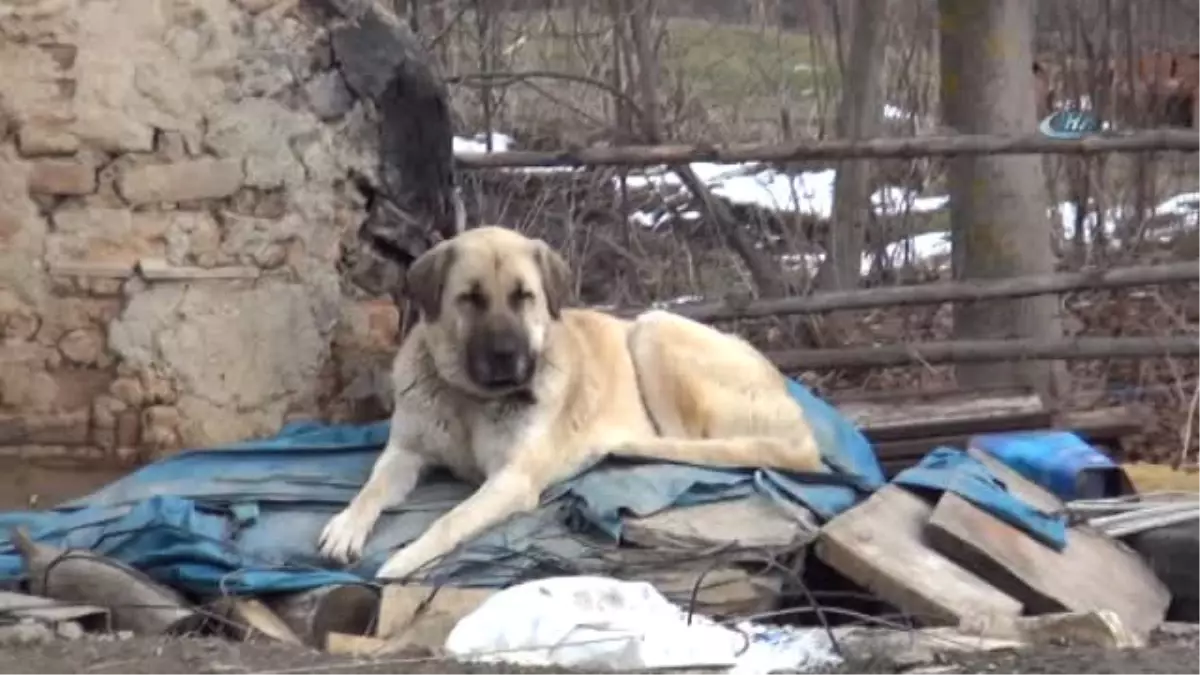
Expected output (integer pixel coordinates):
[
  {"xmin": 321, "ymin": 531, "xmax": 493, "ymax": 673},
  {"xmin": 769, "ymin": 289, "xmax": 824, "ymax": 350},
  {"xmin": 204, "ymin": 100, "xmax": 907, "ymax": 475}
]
[
  {"xmin": 7, "ymin": 527, "xmax": 196, "ymax": 635},
  {"xmin": 610, "ymin": 262, "xmax": 1199, "ymax": 323},
  {"xmin": 137, "ymin": 258, "xmax": 261, "ymax": 281},
  {"xmin": 814, "ymin": 485, "xmax": 1023, "ymax": 627},
  {"xmin": 456, "ymin": 129, "xmax": 1199, "ymax": 169},
  {"xmin": 263, "ymin": 584, "xmax": 380, "ymax": 649},
  {"xmin": 770, "ymin": 335, "xmax": 1198, "ymax": 370}
]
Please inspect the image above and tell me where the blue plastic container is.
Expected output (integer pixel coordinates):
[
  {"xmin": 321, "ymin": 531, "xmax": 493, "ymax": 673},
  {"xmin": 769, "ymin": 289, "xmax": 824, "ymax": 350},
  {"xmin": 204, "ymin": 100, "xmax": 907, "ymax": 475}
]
[{"xmin": 970, "ymin": 430, "xmax": 1133, "ymax": 502}]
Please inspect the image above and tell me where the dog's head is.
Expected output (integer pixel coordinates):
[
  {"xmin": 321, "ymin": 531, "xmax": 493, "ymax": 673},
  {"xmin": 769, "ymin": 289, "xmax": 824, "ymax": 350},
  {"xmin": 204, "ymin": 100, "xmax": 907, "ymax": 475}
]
[{"xmin": 405, "ymin": 226, "xmax": 571, "ymax": 398}]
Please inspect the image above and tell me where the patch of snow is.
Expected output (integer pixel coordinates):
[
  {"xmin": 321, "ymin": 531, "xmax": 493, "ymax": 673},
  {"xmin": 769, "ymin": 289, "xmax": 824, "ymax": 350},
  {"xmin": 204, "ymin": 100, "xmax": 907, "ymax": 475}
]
[
  {"xmin": 1155, "ymin": 192, "xmax": 1200, "ymax": 214},
  {"xmin": 453, "ymin": 132, "xmax": 515, "ymax": 154},
  {"xmin": 777, "ymin": 230, "xmax": 951, "ymax": 281},
  {"xmin": 1052, "ymin": 201, "xmax": 1122, "ymax": 244},
  {"xmin": 623, "ymin": 164, "xmax": 949, "ymax": 223},
  {"xmin": 883, "ymin": 103, "xmax": 913, "ymax": 121},
  {"xmin": 651, "ymin": 295, "xmax": 704, "ymax": 309}
]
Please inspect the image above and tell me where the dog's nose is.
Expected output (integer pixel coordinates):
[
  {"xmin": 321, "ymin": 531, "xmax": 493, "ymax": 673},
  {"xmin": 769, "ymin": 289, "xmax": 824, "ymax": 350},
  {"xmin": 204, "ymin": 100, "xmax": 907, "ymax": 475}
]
[
  {"xmin": 485, "ymin": 337, "xmax": 523, "ymax": 375},
  {"xmin": 473, "ymin": 332, "xmax": 529, "ymax": 385}
]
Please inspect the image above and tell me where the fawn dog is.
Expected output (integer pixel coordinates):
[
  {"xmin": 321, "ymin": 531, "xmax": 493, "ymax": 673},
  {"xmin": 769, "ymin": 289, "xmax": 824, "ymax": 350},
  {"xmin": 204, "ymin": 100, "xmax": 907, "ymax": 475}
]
[{"xmin": 318, "ymin": 226, "xmax": 824, "ymax": 580}]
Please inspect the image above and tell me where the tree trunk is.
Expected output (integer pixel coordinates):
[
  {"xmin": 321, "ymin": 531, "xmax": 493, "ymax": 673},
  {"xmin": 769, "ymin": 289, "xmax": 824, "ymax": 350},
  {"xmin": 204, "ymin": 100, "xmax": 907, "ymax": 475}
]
[
  {"xmin": 817, "ymin": 0, "xmax": 891, "ymax": 292},
  {"xmin": 938, "ymin": 0, "xmax": 1063, "ymax": 398}
]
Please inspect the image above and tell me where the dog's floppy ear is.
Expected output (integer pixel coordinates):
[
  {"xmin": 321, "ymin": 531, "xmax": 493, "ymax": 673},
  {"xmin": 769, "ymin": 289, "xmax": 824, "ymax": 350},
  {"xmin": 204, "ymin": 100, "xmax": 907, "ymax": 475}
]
[
  {"xmin": 532, "ymin": 240, "xmax": 571, "ymax": 320},
  {"xmin": 405, "ymin": 242, "xmax": 456, "ymax": 321}
]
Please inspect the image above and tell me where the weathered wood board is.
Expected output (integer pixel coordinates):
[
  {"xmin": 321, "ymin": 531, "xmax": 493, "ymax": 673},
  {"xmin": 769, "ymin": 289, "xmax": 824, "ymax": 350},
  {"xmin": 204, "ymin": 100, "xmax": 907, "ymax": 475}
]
[
  {"xmin": 965, "ymin": 446, "xmax": 1064, "ymax": 515},
  {"xmin": 925, "ymin": 492, "xmax": 1170, "ymax": 638},
  {"xmin": 623, "ymin": 493, "xmax": 819, "ymax": 550},
  {"xmin": 838, "ymin": 392, "xmax": 1048, "ymax": 442},
  {"xmin": 815, "ymin": 484, "xmax": 1023, "ymax": 626},
  {"xmin": 377, "ymin": 585, "xmax": 494, "ymax": 648}
]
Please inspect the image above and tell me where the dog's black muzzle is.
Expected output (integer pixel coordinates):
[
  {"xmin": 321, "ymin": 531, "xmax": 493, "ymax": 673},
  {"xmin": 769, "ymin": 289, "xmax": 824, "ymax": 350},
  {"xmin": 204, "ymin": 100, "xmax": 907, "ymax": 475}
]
[{"xmin": 466, "ymin": 326, "xmax": 535, "ymax": 391}]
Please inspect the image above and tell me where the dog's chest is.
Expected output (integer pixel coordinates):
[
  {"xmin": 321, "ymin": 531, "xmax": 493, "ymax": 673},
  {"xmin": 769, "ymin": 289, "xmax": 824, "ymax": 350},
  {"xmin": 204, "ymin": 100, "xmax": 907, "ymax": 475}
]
[{"xmin": 464, "ymin": 399, "xmax": 539, "ymax": 476}]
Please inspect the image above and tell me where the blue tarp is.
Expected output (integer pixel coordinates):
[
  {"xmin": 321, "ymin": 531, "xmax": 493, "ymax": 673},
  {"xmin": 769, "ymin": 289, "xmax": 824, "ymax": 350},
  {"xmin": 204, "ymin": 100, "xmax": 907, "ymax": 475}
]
[
  {"xmin": 0, "ymin": 378, "xmax": 1065, "ymax": 596},
  {"xmin": 893, "ymin": 447, "xmax": 1067, "ymax": 550}
]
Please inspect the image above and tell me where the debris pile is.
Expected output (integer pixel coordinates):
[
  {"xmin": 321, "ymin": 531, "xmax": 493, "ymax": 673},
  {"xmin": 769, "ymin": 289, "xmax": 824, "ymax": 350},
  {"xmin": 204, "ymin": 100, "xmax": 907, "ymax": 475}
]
[{"xmin": 0, "ymin": 387, "xmax": 1194, "ymax": 672}]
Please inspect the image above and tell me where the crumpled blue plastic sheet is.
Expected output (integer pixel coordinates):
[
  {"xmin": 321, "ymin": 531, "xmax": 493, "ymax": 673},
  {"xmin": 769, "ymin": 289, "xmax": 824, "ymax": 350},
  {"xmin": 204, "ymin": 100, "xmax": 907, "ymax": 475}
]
[{"xmin": 0, "ymin": 378, "xmax": 1063, "ymax": 594}]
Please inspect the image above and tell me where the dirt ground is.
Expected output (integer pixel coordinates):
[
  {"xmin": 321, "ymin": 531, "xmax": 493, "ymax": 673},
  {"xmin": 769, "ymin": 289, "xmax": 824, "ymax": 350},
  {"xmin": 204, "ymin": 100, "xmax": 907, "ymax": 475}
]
[{"xmin": 0, "ymin": 629, "xmax": 1195, "ymax": 675}]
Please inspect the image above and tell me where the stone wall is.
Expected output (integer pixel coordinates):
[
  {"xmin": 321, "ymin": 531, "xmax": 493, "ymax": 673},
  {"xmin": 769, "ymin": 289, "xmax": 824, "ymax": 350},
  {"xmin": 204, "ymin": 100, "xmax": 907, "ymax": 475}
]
[{"xmin": 0, "ymin": 0, "xmax": 429, "ymax": 495}]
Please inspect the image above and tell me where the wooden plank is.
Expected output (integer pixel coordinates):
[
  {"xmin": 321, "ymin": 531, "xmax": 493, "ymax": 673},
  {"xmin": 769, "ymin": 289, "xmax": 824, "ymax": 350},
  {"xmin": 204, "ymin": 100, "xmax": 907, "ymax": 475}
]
[
  {"xmin": 377, "ymin": 585, "xmax": 494, "ymax": 649},
  {"xmin": 0, "ymin": 590, "xmax": 108, "ymax": 628},
  {"xmin": 872, "ymin": 408, "xmax": 1142, "ymax": 479},
  {"xmin": 207, "ymin": 597, "xmax": 304, "ymax": 645},
  {"xmin": 325, "ymin": 632, "xmax": 409, "ymax": 657},
  {"xmin": 840, "ymin": 393, "xmax": 1050, "ymax": 442},
  {"xmin": 829, "ymin": 385, "xmax": 1033, "ymax": 406},
  {"xmin": 815, "ymin": 484, "xmax": 1023, "ymax": 627},
  {"xmin": 1056, "ymin": 407, "xmax": 1143, "ymax": 444},
  {"xmin": 965, "ymin": 446, "xmax": 1064, "ymax": 515},
  {"xmin": 137, "ymin": 258, "xmax": 261, "ymax": 281},
  {"xmin": 623, "ymin": 494, "xmax": 818, "ymax": 550},
  {"xmin": 925, "ymin": 492, "xmax": 1170, "ymax": 638}
]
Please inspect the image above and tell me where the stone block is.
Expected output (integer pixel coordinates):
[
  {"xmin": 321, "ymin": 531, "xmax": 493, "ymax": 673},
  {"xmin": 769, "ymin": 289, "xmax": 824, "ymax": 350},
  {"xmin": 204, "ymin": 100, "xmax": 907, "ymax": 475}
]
[
  {"xmin": 48, "ymin": 207, "xmax": 167, "ymax": 268},
  {"xmin": 74, "ymin": 112, "xmax": 154, "ymax": 153},
  {"xmin": 339, "ymin": 299, "xmax": 399, "ymax": 351},
  {"xmin": 34, "ymin": 297, "xmax": 122, "ymax": 345},
  {"xmin": 161, "ymin": 211, "xmax": 222, "ymax": 266},
  {"xmin": 91, "ymin": 394, "xmax": 127, "ymax": 429},
  {"xmin": 58, "ymin": 328, "xmax": 104, "ymax": 365},
  {"xmin": 115, "ymin": 159, "xmax": 244, "ymax": 205},
  {"xmin": 0, "ymin": 411, "xmax": 89, "ymax": 445},
  {"xmin": 49, "ymin": 370, "xmax": 111, "ymax": 411},
  {"xmin": 305, "ymin": 71, "xmax": 354, "ymax": 121},
  {"xmin": 108, "ymin": 377, "xmax": 144, "ymax": 407},
  {"xmin": 203, "ymin": 99, "xmax": 311, "ymax": 189},
  {"xmin": 17, "ymin": 124, "xmax": 79, "ymax": 156},
  {"xmin": 141, "ymin": 405, "xmax": 181, "ymax": 451},
  {"xmin": 235, "ymin": 0, "xmax": 284, "ymax": 12},
  {"xmin": 27, "ymin": 157, "xmax": 96, "ymax": 195},
  {"xmin": 115, "ymin": 411, "xmax": 140, "ymax": 449},
  {"xmin": 0, "ymin": 369, "xmax": 59, "ymax": 413}
]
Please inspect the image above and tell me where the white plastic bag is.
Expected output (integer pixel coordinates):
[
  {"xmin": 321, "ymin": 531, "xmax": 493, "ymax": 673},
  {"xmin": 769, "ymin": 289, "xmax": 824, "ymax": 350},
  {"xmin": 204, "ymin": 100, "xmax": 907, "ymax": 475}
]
[{"xmin": 444, "ymin": 575, "xmax": 841, "ymax": 673}]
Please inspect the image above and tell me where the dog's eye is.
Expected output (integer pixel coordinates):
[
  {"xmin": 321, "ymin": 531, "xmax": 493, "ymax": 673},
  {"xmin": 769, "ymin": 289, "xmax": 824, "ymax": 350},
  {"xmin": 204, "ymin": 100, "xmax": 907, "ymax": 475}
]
[
  {"xmin": 457, "ymin": 291, "xmax": 488, "ymax": 310},
  {"xmin": 510, "ymin": 287, "xmax": 535, "ymax": 309}
]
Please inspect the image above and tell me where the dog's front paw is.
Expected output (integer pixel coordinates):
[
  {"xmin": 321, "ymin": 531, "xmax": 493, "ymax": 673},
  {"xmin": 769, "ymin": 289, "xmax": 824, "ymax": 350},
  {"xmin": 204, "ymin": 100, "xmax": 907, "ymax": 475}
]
[
  {"xmin": 318, "ymin": 508, "xmax": 372, "ymax": 564},
  {"xmin": 374, "ymin": 546, "xmax": 423, "ymax": 582}
]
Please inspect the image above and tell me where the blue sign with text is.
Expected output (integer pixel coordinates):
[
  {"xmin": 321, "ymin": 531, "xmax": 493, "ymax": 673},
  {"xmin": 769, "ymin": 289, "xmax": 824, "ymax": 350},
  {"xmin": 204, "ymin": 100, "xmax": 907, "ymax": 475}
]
[{"xmin": 1038, "ymin": 109, "xmax": 1103, "ymax": 139}]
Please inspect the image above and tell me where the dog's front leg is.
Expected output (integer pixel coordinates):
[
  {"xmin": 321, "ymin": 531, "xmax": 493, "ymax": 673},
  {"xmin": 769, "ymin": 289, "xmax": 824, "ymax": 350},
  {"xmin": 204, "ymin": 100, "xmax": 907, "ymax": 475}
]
[
  {"xmin": 374, "ymin": 462, "xmax": 546, "ymax": 581},
  {"xmin": 319, "ymin": 438, "xmax": 425, "ymax": 565}
]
